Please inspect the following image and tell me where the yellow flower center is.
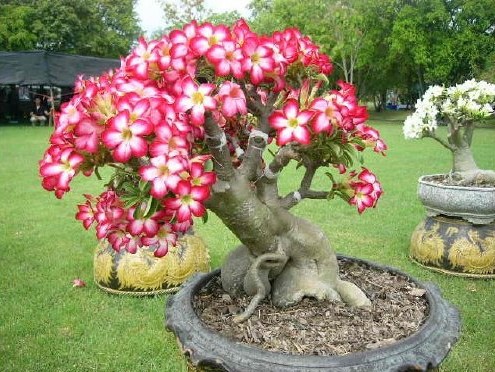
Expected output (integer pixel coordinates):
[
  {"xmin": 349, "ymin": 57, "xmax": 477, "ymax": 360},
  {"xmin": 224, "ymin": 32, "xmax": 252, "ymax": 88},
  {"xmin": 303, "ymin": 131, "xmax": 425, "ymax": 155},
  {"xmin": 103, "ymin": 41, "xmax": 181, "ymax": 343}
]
[
  {"xmin": 325, "ymin": 107, "xmax": 334, "ymax": 117},
  {"xmin": 208, "ymin": 36, "xmax": 218, "ymax": 46},
  {"xmin": 251, "ymin": 53, "xmax": 260, "ymax": 64},
  {"xmin": 122, "ymin": 128, "xmax": 133, "ymax": 141},
  {"xmin": 158, "ymin": 165, "xmax": 169, "ymax": 176},
  {"xmin": 288, "ymin": 118, "xmax": 299, "ymax": 128},
  {"xmin": 181, "ymin": 194, "xmax": 192, "ymax": 204},
  {"xmin": 191, "ymin": 91, "xmax": 204, "ymax": 105}
]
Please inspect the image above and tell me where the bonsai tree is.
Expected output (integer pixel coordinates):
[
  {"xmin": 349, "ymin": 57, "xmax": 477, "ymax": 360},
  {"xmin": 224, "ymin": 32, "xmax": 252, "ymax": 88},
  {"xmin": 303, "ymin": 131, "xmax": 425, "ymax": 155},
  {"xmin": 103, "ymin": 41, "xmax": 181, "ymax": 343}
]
[
  {"xmin": 39, "ymin": 20, "xmax": 386, "ymax": 322},
  {"xmin": 404, "ymin": 80, "xmax": 495, "ymax": 185}
]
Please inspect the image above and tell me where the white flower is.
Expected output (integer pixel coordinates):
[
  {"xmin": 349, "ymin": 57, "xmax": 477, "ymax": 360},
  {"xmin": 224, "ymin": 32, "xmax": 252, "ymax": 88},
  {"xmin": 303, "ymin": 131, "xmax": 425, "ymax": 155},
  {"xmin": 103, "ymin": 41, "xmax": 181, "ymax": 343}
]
[{"xmin": 404, "ymin": 79, "xmax": 495, "ymax": 140}]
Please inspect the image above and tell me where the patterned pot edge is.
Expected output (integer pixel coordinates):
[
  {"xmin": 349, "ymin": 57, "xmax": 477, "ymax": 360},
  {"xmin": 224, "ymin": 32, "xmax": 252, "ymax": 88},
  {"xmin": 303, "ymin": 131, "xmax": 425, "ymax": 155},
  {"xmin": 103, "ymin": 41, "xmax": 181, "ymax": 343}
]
[
  {"xmin": 165, "ymin": 255, "xmax": 461, "ymax": 372},
  {"xmin": 409, "ymin": 256, "xmax": 495, "ymax": 279},
  {"xmin": 409, "ymin": 216, "xmax": 495, "ymax": 277},
  {"xmin": 94, "ymin": 280, "xmax": 182, "ymax": 296}
]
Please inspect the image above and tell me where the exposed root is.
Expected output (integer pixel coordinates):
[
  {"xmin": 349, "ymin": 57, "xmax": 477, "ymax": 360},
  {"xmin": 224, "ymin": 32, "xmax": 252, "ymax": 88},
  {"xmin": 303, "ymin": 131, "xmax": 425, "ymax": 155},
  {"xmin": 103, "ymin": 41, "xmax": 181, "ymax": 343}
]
[
  {"xmin": 336, "ymin": 279, "xmax": 372, "ymax": 308},
  {"xmin": 452, "ymin": 169, "xmax": 495, "ymax": 186},
  {"xmin": 233, "ymin": 252, "xmax": 287, "ymax": 323}
]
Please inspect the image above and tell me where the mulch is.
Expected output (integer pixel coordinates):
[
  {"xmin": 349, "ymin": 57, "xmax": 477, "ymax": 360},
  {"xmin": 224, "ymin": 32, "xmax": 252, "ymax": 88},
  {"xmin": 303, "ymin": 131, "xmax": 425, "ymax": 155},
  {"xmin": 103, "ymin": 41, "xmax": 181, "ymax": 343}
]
[{"xmin": 193, "ymin": 258, "xmax": 429, "ymax": 356}]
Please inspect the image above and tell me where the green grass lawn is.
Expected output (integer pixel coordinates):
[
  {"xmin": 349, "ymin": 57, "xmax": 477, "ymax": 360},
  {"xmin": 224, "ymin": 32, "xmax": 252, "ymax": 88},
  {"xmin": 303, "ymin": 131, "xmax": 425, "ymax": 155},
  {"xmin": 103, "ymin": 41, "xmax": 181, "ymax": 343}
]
[{"xmin": 1, "ymin": 115, "xmax": 494, "ymax": 372}]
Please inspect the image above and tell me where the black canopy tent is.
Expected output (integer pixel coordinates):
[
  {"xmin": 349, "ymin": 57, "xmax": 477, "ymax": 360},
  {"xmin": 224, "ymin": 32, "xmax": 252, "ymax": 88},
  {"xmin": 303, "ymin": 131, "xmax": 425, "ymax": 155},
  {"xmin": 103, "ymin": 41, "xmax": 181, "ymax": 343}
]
[
  {"xmin": 0, "ymin": 51, "xmax": 120, "ymax": 123},
  {"xmin": 0, "ymin": 51, "xmax": 120, "ymax": 86}
]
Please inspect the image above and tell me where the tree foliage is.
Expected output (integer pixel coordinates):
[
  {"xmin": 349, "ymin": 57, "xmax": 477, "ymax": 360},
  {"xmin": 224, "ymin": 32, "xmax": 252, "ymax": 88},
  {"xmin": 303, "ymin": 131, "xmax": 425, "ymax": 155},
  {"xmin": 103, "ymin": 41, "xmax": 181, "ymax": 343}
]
[
  {"xmin": 0, "ymin": 0, "xmax": 141, "ymax": 58},
  {"xmin": 249, "ymin": 0, "xmax": 495, "ymax": 106}
]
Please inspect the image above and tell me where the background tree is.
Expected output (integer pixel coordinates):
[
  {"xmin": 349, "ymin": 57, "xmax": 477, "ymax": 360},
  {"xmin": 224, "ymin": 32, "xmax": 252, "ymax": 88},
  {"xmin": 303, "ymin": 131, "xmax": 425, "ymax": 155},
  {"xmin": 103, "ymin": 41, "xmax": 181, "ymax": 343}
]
[
  {"xmin": 0, "ymin": 0, "xmax": 141, "ymax": 58},
  {"xmin": 0, "ymin": 5, "xmax": 37, "ymax": 50},
  {"xmin": 154, "ymin": 0, "xmax": 243, "ymax": 37}
]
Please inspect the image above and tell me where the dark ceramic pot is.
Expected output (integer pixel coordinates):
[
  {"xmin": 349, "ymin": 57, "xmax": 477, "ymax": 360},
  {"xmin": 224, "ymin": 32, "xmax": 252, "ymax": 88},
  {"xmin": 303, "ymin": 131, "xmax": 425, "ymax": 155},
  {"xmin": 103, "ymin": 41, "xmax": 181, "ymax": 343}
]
[{"xmin": 165, "ymin": 256, "xmax": 460, "ymax": 372}]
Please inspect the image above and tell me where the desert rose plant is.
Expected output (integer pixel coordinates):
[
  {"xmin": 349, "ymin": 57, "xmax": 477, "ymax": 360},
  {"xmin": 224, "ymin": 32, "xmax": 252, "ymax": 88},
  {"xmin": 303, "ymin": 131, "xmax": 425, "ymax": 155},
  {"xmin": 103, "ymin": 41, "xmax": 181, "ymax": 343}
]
[
  {"xmin": 39, "ymin": 20, "xmax": 386, "ymax": 321},
  {"xmin": 404, "ymin": 79, "xmax": 495, "ymax": 185}
]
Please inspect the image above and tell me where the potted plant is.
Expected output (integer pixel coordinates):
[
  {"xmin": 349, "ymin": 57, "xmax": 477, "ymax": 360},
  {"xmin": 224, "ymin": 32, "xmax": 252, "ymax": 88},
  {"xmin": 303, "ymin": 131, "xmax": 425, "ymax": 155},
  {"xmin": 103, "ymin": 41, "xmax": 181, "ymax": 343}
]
[
  {"xmin": 39, "ymin": 19, "xmax": 460, "ymax": 370},
  {"xmin": 404, "ymin": 80, "xmax": 495, "ymax": 276}
]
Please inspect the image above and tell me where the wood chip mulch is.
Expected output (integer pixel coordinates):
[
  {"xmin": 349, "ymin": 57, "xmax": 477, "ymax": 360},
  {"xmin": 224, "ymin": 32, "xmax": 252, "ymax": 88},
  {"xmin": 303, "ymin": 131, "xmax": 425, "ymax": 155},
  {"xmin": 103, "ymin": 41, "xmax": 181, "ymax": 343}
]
[{"xmin": 193, "ymin": 258, "xmax": 429, "ymax": 356}]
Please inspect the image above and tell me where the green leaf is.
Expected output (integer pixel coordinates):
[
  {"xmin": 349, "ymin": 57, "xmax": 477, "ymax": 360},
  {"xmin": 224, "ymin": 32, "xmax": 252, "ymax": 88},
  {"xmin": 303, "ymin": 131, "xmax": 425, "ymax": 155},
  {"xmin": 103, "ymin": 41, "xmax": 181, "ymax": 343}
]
[
  {"xmin": 201, "ymin": 210, "xmax": 209, "ymax": 224},
  {"xmin": 143, "ymin": 196, "xmax": 160, "ymax": 218},
  {"xmin": 324, "ymin": 171, "xmax": 336, "ymax": 185}
]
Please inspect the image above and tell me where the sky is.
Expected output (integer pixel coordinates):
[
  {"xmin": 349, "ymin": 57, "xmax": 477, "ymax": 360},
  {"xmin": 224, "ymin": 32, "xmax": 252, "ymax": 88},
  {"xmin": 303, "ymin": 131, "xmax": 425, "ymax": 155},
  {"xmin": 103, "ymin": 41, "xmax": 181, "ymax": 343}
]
[{"xmin": 135, "ymin": 0, "xmax": 251, "ymax": 36}]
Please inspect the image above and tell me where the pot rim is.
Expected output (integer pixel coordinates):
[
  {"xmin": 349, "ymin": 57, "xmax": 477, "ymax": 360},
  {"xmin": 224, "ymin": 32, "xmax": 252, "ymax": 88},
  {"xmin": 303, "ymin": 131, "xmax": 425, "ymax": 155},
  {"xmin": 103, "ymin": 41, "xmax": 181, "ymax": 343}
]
[
  {"xmin": 166, "ymin": 254, "xmax": 461, "ymax": 369},
  {"xmin": 418, "ymin": 174, "xmax": 495, "ymax": 192}
]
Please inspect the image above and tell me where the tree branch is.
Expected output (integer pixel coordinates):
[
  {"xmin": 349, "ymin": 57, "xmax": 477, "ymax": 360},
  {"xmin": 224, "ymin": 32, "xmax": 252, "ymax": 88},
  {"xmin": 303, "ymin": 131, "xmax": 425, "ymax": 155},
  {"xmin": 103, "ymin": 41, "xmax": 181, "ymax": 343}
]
[
  {"xmin": 279, "ymin": 190, "xmax": 328, "ymax": 210},
  {"xmin": 204, "ymin": 114, "xmax": 235, "ymax": 181},
  {"xmin": 240, "ymin": 90, "xmax": 278, "ymax": 181},
  {"xmin": 255, "ymin": 145, "xmax": 300, "ymax": 207},
  {"xmin": 278, "ymin": 160, "xmax": 329, "ymax": 209},
  {"xmin": 425, "ymin": 131, "xmax": 455, "ymax": 152}
]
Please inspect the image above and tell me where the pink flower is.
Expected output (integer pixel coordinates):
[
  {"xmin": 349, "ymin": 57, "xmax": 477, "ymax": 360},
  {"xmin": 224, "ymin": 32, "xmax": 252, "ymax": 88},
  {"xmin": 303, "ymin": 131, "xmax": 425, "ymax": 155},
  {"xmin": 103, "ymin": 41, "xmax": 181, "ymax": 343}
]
[
  {"xmin": 241, "ymin": 38, "xmax": 275, "ymax": 85},
  {"xmin": 142, "ymin": 223, "xmax": 177, "ymax": 257},
  {"xmin": 139, "ymin": 155, "xmax": 187, "ymax": 198},
  {"xmin": 101, "ymin": 110, "xmax": 153, "ymax": 162},
  {"xmin": 175, "ymin": 77, "xmax": 216, "ymax": 125},
  {"xmin": 348, "ymin": 168, "xmax": 382, "ymax": 213},
  {"xmin": 190, "ymin": 23, "xmax": 230, "ymax": 56},
  {"xmin": 187, "ymin": 160, "xmax": 216, "ymax": 187},
  {"xmin": 126, "ymin": 206, "xmax": 160, "ymax": 237},
  {"xmin": 150, "ymin": 119, "xmax": 190, "ymax": 157},
  {"xmin": 268, "ymin": 99, "xmax": 313, "ymax": 145},
  {"xmin": 217, "ymin": 81, "xmax": 247, "ymax": 117},
  {"xmin": 76, "ymin": 195, "xmax": 97, "ymax": 230},
  {"xmin": 74, "ymin": 118, "xmax": 104, "ymax": 153},
  {"xmin": 126, "ymin": 37, "xmax": 159, "ymax": 79},
  {"xmin": 39, "ymin": 146, "xmax": 84, "ymax": 196},
  {"xmin": 163, "ymin": 180, "xmax": 210, "ymax": 223},
  {"xmin": 310, "ymin": 98, "xmax": 342, "ymax": 135},
  {"xmin": 72, "ymin": 278, "xmax": 86, "ymax": 288},
  {"xmin": 206, "ymin": 41, "xmax": 244, "ymax": 78},
  {"xmin": 349, "ymin": 183, "xmax": 376, "ymax": 214}
]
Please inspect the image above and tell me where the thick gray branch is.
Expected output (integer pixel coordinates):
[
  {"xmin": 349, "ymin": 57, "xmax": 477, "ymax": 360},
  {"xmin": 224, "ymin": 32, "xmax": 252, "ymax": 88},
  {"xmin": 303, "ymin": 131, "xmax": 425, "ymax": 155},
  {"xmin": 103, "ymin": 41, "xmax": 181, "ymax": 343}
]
[{"xmin": 204, "ymin": 114, "xmax": 235, "ymax": 181}]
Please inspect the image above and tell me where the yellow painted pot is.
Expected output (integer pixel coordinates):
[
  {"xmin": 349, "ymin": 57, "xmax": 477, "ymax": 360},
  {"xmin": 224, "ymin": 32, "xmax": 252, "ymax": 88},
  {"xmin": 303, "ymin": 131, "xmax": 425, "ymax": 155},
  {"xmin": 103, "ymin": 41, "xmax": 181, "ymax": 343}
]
[
  {"xmin": 410, "ymin": 215, "xmax": 495, "ymax": 277},
  {"xmin": 93, "ymin": 233, "xmax": 210, "ymax": 295}
]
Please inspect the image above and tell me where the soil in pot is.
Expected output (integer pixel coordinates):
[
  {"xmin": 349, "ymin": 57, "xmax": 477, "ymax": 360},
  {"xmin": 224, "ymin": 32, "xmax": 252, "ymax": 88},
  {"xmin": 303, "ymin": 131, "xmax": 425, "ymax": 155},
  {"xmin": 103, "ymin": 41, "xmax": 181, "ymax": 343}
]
[
  {"xmin": 423, "ymin": 174, "xmax": 495, "ymax": 188},
  {"xmin": 194, "ymin": 257, "xmax": 429, "ymax": 356}
]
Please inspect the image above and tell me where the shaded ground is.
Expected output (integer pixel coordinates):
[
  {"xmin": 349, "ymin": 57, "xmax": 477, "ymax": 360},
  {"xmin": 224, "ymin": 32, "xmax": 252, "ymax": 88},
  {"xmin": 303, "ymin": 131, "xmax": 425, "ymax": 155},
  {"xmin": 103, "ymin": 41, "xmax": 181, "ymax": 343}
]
[{"xmin": 194, "ymin": 258, "xmax": 428, "ymax": 356}]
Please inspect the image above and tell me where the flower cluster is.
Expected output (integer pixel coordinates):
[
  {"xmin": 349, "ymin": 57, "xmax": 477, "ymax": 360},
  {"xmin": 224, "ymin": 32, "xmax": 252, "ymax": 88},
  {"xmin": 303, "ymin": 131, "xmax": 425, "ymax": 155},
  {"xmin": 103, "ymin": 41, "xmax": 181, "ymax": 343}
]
[
  {"xmin": 39, "ymin": 20, "xmax": 384, "ymax": 257},
  {"xmin": 404, "ymin": 79, "xmax": 495, "ymax": 139}
]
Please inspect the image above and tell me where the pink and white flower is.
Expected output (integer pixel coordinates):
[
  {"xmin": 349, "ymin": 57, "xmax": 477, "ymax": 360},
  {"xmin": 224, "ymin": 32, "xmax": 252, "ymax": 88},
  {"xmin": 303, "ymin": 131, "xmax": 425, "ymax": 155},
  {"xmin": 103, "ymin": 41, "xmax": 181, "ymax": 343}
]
[
  {"xmin": 139, "ymin": 155, "xmax": 187, "ymax": 198},
  {"xmin": 142, "ymin": 223, "xmax": 177, "ymax": 257},
  {"xmin": 174, "ymin": 77, "xmax": 216, "ymax": 125},
  {"xmin": 101, "ymin": 110, "xmax": 153, "ymax": 162},
  {"xmin": 268, "ymin": 99, "xmax": 313, "ymax": 145},
  {"xmin": 217, "ymin": 81, "xmax": 247, "ymax": 117},
  {"xmin": 241, "ymin": 38, "xmax": 275, "ymax": 85},
  {"xmin": 163, "ymin": 180, "xmax": 210, "ymax": 223}
]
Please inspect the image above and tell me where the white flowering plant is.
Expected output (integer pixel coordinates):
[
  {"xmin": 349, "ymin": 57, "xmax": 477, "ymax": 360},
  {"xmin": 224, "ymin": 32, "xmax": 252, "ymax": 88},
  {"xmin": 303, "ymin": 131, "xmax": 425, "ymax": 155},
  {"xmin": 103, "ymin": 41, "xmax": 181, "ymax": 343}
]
[{"xmin": 404, "ymin": 79, "xmax": 495, "ymax": 185}]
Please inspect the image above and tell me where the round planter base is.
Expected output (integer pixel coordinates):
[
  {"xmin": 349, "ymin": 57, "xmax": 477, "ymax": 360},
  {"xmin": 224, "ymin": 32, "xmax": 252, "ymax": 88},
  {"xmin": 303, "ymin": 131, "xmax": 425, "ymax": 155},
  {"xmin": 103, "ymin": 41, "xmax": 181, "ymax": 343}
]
[
  {"xmin": 410, "ymin": 215, "xmax": 495, "ymax": 278},
  {"xmin": 166, "ymin": 256, "xmax": 460, "ymax": 372},
  {"xmin": 93, "ymin": 234, "xmax": 210, "ymax": 295}
]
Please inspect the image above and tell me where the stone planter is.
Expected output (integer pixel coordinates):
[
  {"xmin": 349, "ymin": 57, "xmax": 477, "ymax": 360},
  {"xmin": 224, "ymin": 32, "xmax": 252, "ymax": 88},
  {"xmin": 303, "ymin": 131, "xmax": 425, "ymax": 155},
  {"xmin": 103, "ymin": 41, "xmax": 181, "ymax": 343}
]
[
  {"xmin": 165, "ymin": 256, "xmax": 460, "ymax": 372},
  {"xmin": 411, "ymin": 175, "xmax": 495, "ymax": 277},
  {"xmin": 93, "ymin": 233, "xmax": 210, "ymax": 295},
  {"xmin": 417, "ymin": 174, "xmax": 495, "ymax": 225}
]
